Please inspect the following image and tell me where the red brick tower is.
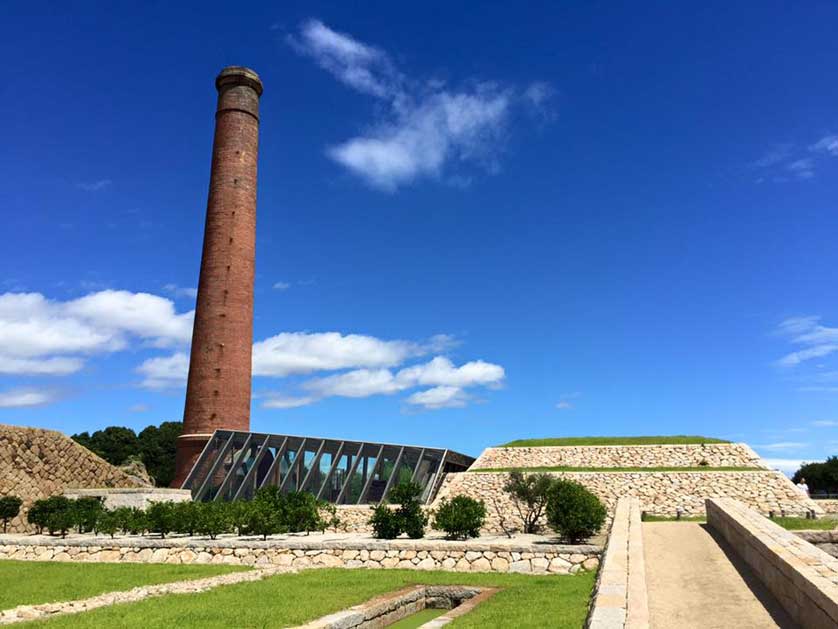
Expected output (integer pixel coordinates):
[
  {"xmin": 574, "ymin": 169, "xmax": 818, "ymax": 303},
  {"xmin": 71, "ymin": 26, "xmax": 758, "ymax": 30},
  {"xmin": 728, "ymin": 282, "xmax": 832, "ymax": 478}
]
[{"xmin": 173, "ymin": 67, "xmax": 263, "ymax": 487}]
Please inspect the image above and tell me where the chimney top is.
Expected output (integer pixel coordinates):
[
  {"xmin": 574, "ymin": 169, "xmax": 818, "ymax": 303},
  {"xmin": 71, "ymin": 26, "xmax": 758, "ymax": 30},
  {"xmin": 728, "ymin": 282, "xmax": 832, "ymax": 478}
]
[{"xmin": 215, "ymin": 66, "xmax": 263, "ymax": 96}]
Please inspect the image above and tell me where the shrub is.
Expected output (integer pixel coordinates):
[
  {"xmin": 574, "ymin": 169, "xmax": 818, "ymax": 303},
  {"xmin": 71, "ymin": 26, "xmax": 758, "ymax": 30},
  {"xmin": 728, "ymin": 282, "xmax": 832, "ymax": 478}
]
[
  {"xmin": 197, "ymin": 502, "xmax": 229, "ymax": 539},
  {"xmin": 27, "ymin": 499, "xmax": 49, "ymax": 534},
  {"xmin": 0, "ymin": 496, "xmax": 22, "ymax": 534},
  {"xmin": 369, "ymin": 481, "xmax": 427, "ymax": 539},
  {"xmin": 432, "ymin": 496, "xmax": 486, "ymax": 540},
  {"xmin": 72, "ymin": 497, "xmax": 104, "ymax": 534},
  {"xmin": 503, "ymin": 471, "xmax": 555, "ymax": 534},
  {"xmin": 247, "ymin": 486, "xmax": 286, "ymax": 540},
  {"xmin": 226, "ymin": 500, "xmax": 251, "ymax": 536},
  {"xmin": 44, "ymin": 497, "xmax": 75, "ymax": 538},
  {"xmin": 319, "ymin": 502, "xmax": 343, "ymax": 532},
  {"xmin": 147, "ymin": 502, "xmax": 176, "ymax": 538},
  {"xmin": 369, "ymin": 504, "xmax": 401, "ymax": 539},
  {"xmin": 97, "ymin": 510, "xmax": 120, "ymax": 539},
  {"xmin": 284, "ymin": 492, "xmax": 322, "ymax": 534},
  {"xmin": 546, "ymin": 480, "xmax": 606, "ymax": 543},
  {"xmin": 172, "ymin": 501, "xmax": 201, "ymax": 536}
]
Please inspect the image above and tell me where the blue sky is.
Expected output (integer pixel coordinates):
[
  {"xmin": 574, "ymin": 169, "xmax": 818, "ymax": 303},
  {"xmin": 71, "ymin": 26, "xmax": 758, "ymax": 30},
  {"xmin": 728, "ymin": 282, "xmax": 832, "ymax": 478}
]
[{"xmin": 2, "ymin": 2, "xmax": 837, "ymax": 473}]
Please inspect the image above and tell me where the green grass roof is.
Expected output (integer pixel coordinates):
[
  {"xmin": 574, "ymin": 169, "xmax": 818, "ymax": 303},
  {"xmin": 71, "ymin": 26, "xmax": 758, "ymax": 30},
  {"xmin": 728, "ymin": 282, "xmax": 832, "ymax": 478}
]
[{"xmin": 499, "ymin": 435, "xmax": 731, "ymax": 447}]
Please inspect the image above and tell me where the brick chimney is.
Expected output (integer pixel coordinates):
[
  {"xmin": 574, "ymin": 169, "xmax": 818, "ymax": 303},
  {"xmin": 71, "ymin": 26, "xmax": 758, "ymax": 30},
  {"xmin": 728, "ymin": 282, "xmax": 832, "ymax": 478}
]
[{"xmin": 173, "ymin": 66, "xmax": 263, "ymax": 487}]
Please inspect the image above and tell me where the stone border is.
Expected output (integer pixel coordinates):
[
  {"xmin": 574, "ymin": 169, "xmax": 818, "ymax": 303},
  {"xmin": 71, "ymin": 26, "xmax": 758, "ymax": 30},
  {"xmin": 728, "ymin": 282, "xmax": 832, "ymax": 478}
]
[
  {"xmin": 293, "ymin": 585, "xmax": 496, "ymax": 628},
  {"xmin": 0, "ymin": 566, "xmax": 285, "ymax": 625},
  {"xmin": 586, "ymin": 497, "xmax": 649, "ymax": 629},
  {"xmin": 706, "ymin": 497, "xmax": 838, "ymax": 628},
  {"xmin": 0, "ymin": 536, "xmax": 600, "ymax": 575}
]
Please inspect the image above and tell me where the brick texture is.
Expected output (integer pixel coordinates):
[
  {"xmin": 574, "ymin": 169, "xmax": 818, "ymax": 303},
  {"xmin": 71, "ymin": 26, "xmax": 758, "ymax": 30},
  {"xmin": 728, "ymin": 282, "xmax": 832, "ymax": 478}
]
[{"xmin": 174, "ymin": 67, "xmax": 263, "ymax": 486}]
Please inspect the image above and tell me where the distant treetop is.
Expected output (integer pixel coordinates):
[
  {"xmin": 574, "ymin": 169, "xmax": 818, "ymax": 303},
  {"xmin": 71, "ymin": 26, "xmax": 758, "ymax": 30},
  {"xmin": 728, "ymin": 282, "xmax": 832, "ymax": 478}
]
[{"xmin": 499, "ymin": 435, "xmax": 731, "ymax": 447}]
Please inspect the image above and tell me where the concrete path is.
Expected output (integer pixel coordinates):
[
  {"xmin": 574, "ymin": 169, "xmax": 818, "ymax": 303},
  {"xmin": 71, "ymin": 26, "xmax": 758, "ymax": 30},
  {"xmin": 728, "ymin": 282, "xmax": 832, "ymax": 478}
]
[{"xmin": 643, "ymin": 522, "xmax": 798, "ymax": 629}]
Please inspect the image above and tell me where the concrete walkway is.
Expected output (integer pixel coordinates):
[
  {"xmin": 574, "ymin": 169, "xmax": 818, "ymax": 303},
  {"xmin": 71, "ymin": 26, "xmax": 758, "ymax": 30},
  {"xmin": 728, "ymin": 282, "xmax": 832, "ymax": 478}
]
[{"xmin": 643, "ymin": 522, "xmax": 798, "ymax": 629}]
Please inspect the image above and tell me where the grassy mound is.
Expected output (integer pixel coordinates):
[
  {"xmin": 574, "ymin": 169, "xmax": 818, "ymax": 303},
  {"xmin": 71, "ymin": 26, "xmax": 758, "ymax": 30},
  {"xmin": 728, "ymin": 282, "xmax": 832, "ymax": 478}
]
[{"xmin": 500, "ymin": 436, "xmax": 730, "ymax": 447}]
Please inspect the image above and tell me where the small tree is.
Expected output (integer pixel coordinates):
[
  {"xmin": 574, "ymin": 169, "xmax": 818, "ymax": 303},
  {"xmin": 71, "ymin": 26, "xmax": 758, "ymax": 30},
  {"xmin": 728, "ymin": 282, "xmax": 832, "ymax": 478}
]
[
  {"xmin": 247, "ymin": 487, "xmax": 285, "ymax": 540},
  {"xmin": 284, "ymin": 492, "xmax": 322, "ymax": 534},
  {"xmin": 197, "ymin": 502, "xmax": 229, "ymax": 540},
  {"xmin": 226, "ymin": 500, "xmax": 251, "ymax": 536},
  {"xmin": 546, "ymin": 480, "xmax": 606, "ymax": 543},
  {"xmin": 27, "ymin": 499, "xmax": 49, "ymax": 534},
  {"xmin": 369, "ymin": 504, "xmax": 401, "ymax": 539},
  {"xmin": 383, "ymin": 481, "xmax": 428, "ymax": 539},
  {"xmin": 0, "ymin": 496, "xmax": 22, "ymax": 534},
  {"xmin": 503, "ymin": 471, "xmax": 555, "ymax": 534},
  {"xmin": 97, "ymin": 510, "xmax": 120, "ymax": 539},
  {"xmin": 432, "ymin": 496, "xmax": 486, "ymax": 540},
  {"xmin": 319, "ymin": 501, "xmax": 343, "ymax": 532},
  {"xmin": 44, "ymin": 497, "xmax": 75, "ymax": 538},
  {"xmin": 147, "ymin": 502, "xmax": 175, "ymax": 538},
  {"xmin": 172, "ymin": 501, "xmax": 201, "ymax": 536},
  {"xmin": 72, "ymin": 497, "xmax": 104, "ymax": 534}
]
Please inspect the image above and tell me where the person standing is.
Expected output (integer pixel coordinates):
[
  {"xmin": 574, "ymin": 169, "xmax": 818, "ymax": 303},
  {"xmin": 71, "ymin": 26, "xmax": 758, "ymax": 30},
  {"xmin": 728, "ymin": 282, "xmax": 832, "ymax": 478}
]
[{"xmin": 796, "ymin": 476, "xmax": 810, "ymax": 496}]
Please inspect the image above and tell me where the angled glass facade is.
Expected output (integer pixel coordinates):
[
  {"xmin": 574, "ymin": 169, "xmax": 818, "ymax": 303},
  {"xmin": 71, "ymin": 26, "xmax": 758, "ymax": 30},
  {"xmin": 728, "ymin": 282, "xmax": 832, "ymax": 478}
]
[{"xmin": 180, "ymin": 430, "xmax": 475, "ymax": 505}]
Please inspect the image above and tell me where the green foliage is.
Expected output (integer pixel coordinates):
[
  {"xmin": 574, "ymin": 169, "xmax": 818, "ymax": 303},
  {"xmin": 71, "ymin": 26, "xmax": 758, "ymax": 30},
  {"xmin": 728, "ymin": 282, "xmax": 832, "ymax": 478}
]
[
  {"xmin": 503, "ymin": 471, "xmax": 555, "ymax": 534},
  {"xmin": 368, "ymin": 504, "xmax": 401, "ymax": 539},
  {"xmin": 0, "ymin": 496, "xmax": 22, "ymax": 534},
  {"xmin": 319, "ymin": 502, "xmax": 343, "ymax": 532},
  {"xmin": 284, "ymin": 491, "xmax": 323, "ymax": 533},
  {"xmin": 793, "ymin": 456, "xmax": 838, "ymax": 494},
  {"xmin": 137, "ymin": 422, "xmax": 182, "ymax": 487},
  {"xmin": 146, "ymin": 502, "xmax": 175, "ymax": 538},
  {"xmin": 72, "ymin": 497, "xmax": 105, "ymax": 534},
  {"xmin": 546, "ymin": 480, "xmax": 606, "ymax": 543},
  {"xmin": 28, "ymin": 496, "xmax": 75, "ymax": 537},
  {"xmin": 96, "ymin": 510, "xmax": 120, "ymax": 538},
  {"xmin": 172, "ymin": 501, "xmax": 201, "ymax": 536},
  {"xmin": 369, "ymin": 481, "xmax": 427, "ymax": 539},
  {"xmin": 71, "ymin": 427, "xmax": 139, "ymax": 466},
  {"xmin": 247, "ymin": 494, "xmax": 282, "ymax": 540},
  {"xmin": 501, "ymin": 435, "xmax": 729, "ymax": 447},
  {"xmin": 432, "ymin": 495, "xmax": 486, "ymax": 540},
  {"xmin": 72, "ymin": 421, "xmax": 182, "ymax": 487},
  {"xmin": 27, "ymin": 500, "xmax": 49, "ymax": 534},
  {"xmin": 226, "ymin": 500, "xmax": 251, "ymax": 536},
  {"xmin": 196, "ymin": 502, "xmax": 229, "ymax": 539}
]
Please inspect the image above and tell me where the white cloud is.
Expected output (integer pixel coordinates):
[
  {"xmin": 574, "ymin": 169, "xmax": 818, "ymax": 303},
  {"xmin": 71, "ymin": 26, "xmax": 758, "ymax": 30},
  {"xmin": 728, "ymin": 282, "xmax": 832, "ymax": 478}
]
[
  {"xmin": 812, "ymin": 420, "xmax": 838, "ymax": 427},
  {"xmin": 136, "ymin": 352, "xmax": 189, "ymax": 389},
  {"xmin": 754, "ymin": 442, "xmax": 809, "ymax": 451},
  {"xmin": 0, "ymin": 290, "xmax": 193, "ymax": 376},
  {"xmin": 300, "ymin": 356, "xmax": 504, "ymax": 407},
  {"xmin": 128, "ymin": 404, "xmax": 150, "ymax": 413},
  {"xmin": 787, "ymin": 158, "xmax": 814, "ymax": 180},
  {"xmin": 406, "ymin": 386, "xmax": 469, "ymax": 409},
  {"xmin": 261, "ymin": 395, "xmax": 316, "ymax": 409},
  {"xmin": 0, "ymin": 388, "xmax": 58, "ymax": 408},
  {"xmin": 775, "ymin": 316, "xmax": 838, "ymax": 367},
  {"xmin": 556, "ymin": 400, "xmax": 573, "ymax": 410},
  {"xmin": 290, "ymin": 20, "xmax": 550, "ymax": 191},
  {"xmin": 163, "ymin": 284, "xmax": 198, "ymax": 299},
  {"xmin": 761, "ymin": 458, "xmax": 804, "ymax": 476},
  {"xmin": 76, "ymin": 179, "xmax": 112, "ymax": 192},
  {"xmin": 810, "ymin": 134, "xmax": 838, "ymax": 156},
  {"xmin": 252, "ymin": 332, "xmax": 423, "ymax": 377},
  {"xmin": 753, "ymin": 144, "xmax": 792, "ymax": 168},
  {"xmin": 273, "ymin": 281, "xmax": 291, "ymax": 291}
]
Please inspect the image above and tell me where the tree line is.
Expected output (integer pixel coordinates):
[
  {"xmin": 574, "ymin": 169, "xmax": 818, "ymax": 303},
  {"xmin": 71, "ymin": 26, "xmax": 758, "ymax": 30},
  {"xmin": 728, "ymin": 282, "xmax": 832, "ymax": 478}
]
[{"xmin": 71, "ymin": 421, "xmax": 182, "ymax": 487}]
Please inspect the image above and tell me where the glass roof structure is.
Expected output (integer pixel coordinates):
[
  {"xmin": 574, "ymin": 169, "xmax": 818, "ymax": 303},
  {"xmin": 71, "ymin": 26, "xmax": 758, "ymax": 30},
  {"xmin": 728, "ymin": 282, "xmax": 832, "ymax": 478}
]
[{"xmin": 180, "ymin": 429, "xmax": 476, "ymax": 505}]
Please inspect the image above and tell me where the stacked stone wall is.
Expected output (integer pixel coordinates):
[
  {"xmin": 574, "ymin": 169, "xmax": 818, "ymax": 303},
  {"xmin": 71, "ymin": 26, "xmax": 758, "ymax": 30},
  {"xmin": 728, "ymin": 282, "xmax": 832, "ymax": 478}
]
[
  {"xmin": 436, "ymin": 470, "xmax": 820, "ymax": 532},
  {"xmin": 0, "ymin": 536, "xmax": 599, "ymax": 575},
  {"xmin": 472, "ymin": 443, "xmax": 763, "ymax": 469},
  {"xmin": 0, "ymin": 424, "xmax": 148, "ymax": 533}
]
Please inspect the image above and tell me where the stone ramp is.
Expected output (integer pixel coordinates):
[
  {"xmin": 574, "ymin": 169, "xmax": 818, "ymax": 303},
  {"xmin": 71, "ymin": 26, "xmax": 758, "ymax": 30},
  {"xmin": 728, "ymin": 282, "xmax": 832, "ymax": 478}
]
[{"xmin": 643, "ymin": 522, "xmax": 797, "ymax": 629}]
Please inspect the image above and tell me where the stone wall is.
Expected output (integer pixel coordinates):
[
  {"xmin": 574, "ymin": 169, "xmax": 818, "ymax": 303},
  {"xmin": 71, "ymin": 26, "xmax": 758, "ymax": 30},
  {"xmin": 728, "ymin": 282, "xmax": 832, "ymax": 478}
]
[
  {"xmin": 706, "ymin": 497, "xmax": 838, "ymax": 628},
  {"xmin": 0, "ymin": 535, "xmax": 600, "ymax": 575},
  {"xmin": 437, "ymin": 470, "xmax": 820, "ymax": 532},
  {"xmin": 816, "ymin": 499, "xmax": 838, "ymax": 515},
  {"xmin": 587, "ymin": 498, "xmax": 648, "ymax": 629},
  {"xmin": 472, "ymin": 443, "xmax": 764, "ymax": 469},
  {"xmin": 0, "ymin": 424, "xmax": 148, "ymax": 533},
  {"xmin": 63, "ymin": 488, "xmax": 192, "ymax": 510}
]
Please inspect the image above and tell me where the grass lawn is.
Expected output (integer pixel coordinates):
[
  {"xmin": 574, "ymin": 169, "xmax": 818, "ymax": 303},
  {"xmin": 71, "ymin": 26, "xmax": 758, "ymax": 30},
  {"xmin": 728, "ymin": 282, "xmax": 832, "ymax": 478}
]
[
  {"xmin": 0, "ymin": 561, "xmax": 247, "ymax": 610},
  {"xmin": 389, "ymin": 608, "xmax": 447, "ymax": 628},
  {"xmin": 24, "ymin": 568, "xmax": 596, "ymax": 629},
  {"xmin": 500, "ymin": 436, "xmax": 729, "ymax": 447},
  {"xmin": 471, "ymin": 466, "xmax": 761, "ymax": 473},
  {"xmin": 771, "ymin": 517, "xmax": 836, "ymax": 531}
]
